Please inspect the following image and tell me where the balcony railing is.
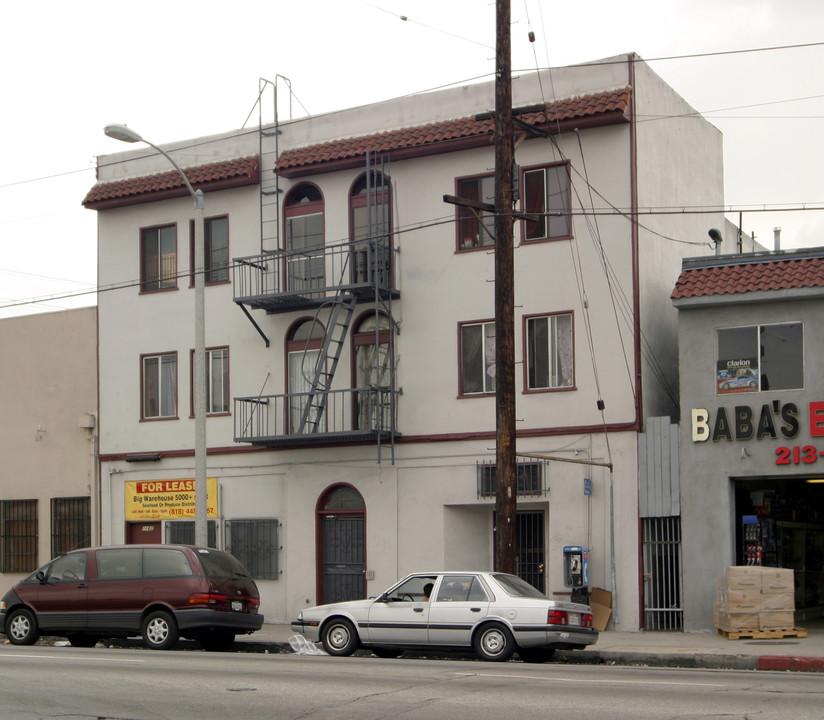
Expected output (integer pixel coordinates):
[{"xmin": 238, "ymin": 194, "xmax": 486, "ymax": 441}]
[
  {"xmin": 233, "ymin": 238, "xmax": 397, "ymax": 314},
  {"xmin": 234, "ymin": 386, "xmax": 400, "ymax": 446}
]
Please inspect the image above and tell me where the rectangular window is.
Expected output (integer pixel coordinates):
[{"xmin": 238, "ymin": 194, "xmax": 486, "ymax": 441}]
[
  {"xmin": 165, "ymin": 520, "xmax": 218, "ymax": 548},
  {"xmin": 286, "ymin": 213, "xmax": 325, "ymax": 291},
  {"xmin": 523, "ymin": 164, "xmax": 571, "ymax": 241},
  {"xmin": 191, "ymin": 216, "xmax": 230, "ymax": 284},
  {"xmin": 460, "ymin": 321, "xmax": 496, "ymax": 395},
  {"xmin": 716, "ymin": 322, "xmax": 803, "ymax": 394},
  {"xmin": 477, "ymin": 462, "xmax": 544, "ymax": 497},
  {"xmin": 1, "ymin": 499, "xmax": 38, "ymax": 573},
  {"xmin": 191, "ymin": 347, "xmax": 230, "ymax": 415},
  {"xmin": 456, "ymin": 174, "xmax": 495, "ymax": 249},
  {"xmin": 526, "ymin": 312, "xmax": 574, "ymax": 390},
  {"xmin": 142, "ymin": 352, "xmax": 178, "ymax": 419},
  {"xmin": 50, "ymin": 497, "xmax": 90, "ymax": 557},
  {"xmin": 141, "ymin": 225, "xmax": 177, "ymax": 291},
  {"xmin": 225, "ymin": 519, "xmax": 279, "ymax": 579}
]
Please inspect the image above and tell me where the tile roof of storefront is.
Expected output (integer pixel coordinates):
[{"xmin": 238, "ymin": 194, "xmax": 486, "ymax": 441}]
[
  {"xmin": 83, "ymin": 155, "xmax": 260, "ymax": 210},
  {"xmin": 276, "ymin": 87, "xmax": 632, "ymax": 177},
  {"xmin": 672, "ymin": 251, "xmax": 824, "ymax": 300}
]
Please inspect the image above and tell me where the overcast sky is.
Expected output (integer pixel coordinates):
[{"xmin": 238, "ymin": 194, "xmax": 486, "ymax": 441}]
[{"xmin": 2, "ymin": 0, "xmax": 822, "ymax": 318}]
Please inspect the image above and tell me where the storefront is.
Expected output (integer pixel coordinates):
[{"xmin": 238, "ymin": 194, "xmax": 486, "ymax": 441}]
[{"xmin": 673, "ymin": 248, "xmax": 824, "ymax": 631}]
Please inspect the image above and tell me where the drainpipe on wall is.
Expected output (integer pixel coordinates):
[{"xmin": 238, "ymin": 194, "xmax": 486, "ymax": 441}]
[{"xmin": 774, "ymin": 227, "xmax": 782, "ymax": 251}]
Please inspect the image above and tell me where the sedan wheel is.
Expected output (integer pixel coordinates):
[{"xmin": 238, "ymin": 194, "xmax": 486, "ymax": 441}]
[
  {"xmin": 473, "ymin": 622, "xmax": 515, "ymax": 662},
  {"xmin": 141, "ymin": 609, "xmax": 179, "ymax": 650},
  {"xmin": 6, "ymin": 608, "xmax": 39, "ymax": 646},
  {"xmin": 321, "ymin": 618, "xmax": 359, "ymax": 656}
]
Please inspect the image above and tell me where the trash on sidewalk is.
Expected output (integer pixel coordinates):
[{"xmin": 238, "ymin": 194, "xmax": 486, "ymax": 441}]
[
  {"xmin": 589, "ymin": 588, "xmax": 612, "ymax": 631},
  {"xmin": 288, "ymin": 634, "xmax": 327, "ymax": 655}
]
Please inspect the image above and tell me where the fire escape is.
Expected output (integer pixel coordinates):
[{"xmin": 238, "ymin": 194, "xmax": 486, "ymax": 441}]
[{"xmin": 232, "ymin": 78, "xmax": 400, "ymax": 460}]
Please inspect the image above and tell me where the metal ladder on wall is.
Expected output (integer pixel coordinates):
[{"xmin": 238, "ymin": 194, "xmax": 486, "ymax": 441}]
[{"xmin": 296, "ymin": 281, "xmax": 357, "ymax": 435}]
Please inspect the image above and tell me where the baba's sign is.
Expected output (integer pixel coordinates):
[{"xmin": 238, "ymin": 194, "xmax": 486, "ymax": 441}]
[{"xmin": 691, "ymin": 401, "xmax": 824, "ymax": 466}]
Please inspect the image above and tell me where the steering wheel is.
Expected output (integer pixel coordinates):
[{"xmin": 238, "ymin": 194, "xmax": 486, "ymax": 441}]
[{"xmin": 402, "ymin": 594, "xmax": 416, "ymax": 602}]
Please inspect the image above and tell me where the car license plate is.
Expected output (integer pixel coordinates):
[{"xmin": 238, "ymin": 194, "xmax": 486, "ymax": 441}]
[
  {"xmin": 232, "ymin": 601, "xmax": 243, "ymax": 612},
  {"xmin": 567, "ymin": 613, "xmax": 581, "ymax": 626}
]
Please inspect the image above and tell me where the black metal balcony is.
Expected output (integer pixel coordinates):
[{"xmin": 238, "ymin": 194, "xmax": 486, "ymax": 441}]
[
  {"xmin": 233, "ymin": 238, "xmax": 398, "ymax": 314},
  {"xmin": 234, "ymin": 387, "xmax": 400, "ymax": 446}
]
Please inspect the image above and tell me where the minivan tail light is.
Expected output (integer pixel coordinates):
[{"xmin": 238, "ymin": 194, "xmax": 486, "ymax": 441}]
[
  {"xmin": 188, "ymin": 593, "xmax": 228, "ymax": 605},
  {"xmin": 248, "ymin": 597, "xmax": 260, "ymax": 608}
]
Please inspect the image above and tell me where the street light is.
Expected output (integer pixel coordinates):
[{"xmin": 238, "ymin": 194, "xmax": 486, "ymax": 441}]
[{"xmin": 104, "ymin": 123, "xmax": 208, "ymax": 547}]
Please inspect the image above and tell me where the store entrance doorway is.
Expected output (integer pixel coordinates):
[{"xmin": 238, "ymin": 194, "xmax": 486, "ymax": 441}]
[{"xmin": 734, "ymin": 477, "xmax": 824, "ymax": 619}]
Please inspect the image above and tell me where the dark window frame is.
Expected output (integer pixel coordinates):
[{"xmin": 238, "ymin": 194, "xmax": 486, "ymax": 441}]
[
  {"xmin": 140, "ymin": 351, "xmax": 179, "ymax": 421},
  {"xmin": 140, "ymin": 223, "xmax": 178, "ymax": 292},
  {"xmin": 520, "ymin": 162, "xmax": 572, "ymax": 243},
  {"xmin": 454, "ymin": 172, "xmax": 495, "ymax": 251},
  {"xmin": 523, "ymin": 311, "xmax": 576, "ymax": 392},
  {"xmin": 458, "ymin": 319, "xmax": 496, "ymax": 397},
  {"xmin": 225, "ymin": 518, "xmax": 280, "ymax": 580},
  {"xmin": 189, "ymin": 215, "xmax": 230, "ymax": 286},
  {"xmin": 1, "ymin": 499, "xmax": 38, "ymax": 573}
]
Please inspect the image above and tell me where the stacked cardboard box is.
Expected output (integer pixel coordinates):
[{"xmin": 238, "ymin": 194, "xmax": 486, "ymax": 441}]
[{"xmin": 715, "ymin": 566, "xmax": 795, "ymax": 634}]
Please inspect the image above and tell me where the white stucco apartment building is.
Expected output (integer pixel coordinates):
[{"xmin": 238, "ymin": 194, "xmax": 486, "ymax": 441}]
[{"xmin": 83, "ymin": 54, "xmax": 730, "ymax": 628}]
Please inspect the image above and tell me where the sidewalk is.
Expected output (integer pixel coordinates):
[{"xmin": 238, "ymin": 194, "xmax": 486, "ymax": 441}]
[{"xmin": 236, "ymin": 618, "xmax": 824, "ymax": 672}]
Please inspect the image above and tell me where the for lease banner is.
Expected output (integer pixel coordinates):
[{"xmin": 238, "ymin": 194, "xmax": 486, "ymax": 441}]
[{"xmin": 125, "ymin": 478, "xmax": 218, "ymax": 521}]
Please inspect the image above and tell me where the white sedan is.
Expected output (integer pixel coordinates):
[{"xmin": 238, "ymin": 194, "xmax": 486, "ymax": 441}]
[{"xmin": 291, "ymin": 571, "xmax": 598, "ymax": 662}]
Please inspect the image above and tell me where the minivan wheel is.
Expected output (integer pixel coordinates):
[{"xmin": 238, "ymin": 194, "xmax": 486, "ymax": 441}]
[
  {"xmin": 141, "ymin": 609, "xmax": 179, "ymax": 650},
  {"xmin": 6, "ymin": 608, "xmax": 39, "ymax": 646}
]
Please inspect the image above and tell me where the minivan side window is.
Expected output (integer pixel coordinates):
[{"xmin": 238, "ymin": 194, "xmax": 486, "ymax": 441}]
[
  {"xmin": 47, "ymin": 552, "xmax": 88, "ymax": 582},
  {"xmin": 97, "ymin": 549, "xmax": 142, "ymax": 579},
  {"xmin": 144, "ymin": 548, "xmax": 193, "ymax": 578}
]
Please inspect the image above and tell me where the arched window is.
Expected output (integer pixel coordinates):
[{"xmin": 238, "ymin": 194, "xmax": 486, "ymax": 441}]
[
  {"xmin": 349, "ymin": 171, "xmax": 392, "ymax": 287},
  {"xmin": 352, "ymin": 312, "xmax": 393, "ymax": 431},
  {"xmin": 286, "ymin": 318, "xmax": 325, "ymax": 433},
  {"xmin": 284, "ymin": 183, "xmax": 324, "ymax": 292}
]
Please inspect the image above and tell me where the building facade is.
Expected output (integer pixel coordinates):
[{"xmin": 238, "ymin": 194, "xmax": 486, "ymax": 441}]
[
  {"xmin": 0, "ymin": 307, "xmax": 98, "ymax": 582},
  {"xmin": 84, "ymin": 54, "xmax": 728, "ymax": 628},
  {"xmin": 674, "ymin": 248, "xmax": 824, "ymax": 631}
]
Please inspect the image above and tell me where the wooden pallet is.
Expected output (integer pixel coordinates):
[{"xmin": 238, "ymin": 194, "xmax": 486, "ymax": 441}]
[{"xmin": 718, "ymin": 626, "xmax": 808, "ymax": 640}]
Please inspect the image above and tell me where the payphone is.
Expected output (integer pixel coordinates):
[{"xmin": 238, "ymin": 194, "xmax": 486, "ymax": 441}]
[{"xmin": 563, "ymin": 546, "xmax": 589, "ymax": 588}]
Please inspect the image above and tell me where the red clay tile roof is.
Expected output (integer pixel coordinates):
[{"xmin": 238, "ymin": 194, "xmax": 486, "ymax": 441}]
[
  {"xmin": 277, "ymin": 87, "xmax": 632, "ymax": 177},
  {"xmin": 83, "ymin": 155, "xmax": 260, "ymax": 210},
  {"xmin": 672, "ymin": 253, "xmax": 824, "ymax": 300}
]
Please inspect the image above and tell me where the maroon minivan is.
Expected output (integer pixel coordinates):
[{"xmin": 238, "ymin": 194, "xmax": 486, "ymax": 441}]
[{"xmin": 0, "ymin": 545, "xmax": 263, "ymax": 651}]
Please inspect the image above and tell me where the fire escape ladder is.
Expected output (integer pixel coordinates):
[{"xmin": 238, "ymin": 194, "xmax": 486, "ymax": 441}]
[{"xmin": 296, "ymin": 289, "xmax": 357, "ymax": 434}]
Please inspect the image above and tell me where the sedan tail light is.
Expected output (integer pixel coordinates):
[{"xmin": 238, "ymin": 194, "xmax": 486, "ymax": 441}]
[{"xmin": 547, "ymin": 609, "xmax": 594, "ymax": 627}]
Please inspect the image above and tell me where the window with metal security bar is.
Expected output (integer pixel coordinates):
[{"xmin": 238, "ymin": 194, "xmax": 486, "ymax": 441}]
[
  {"xmin": 51, "ymin": 497, "xmax": 91, "ymax": 556},
  {"xmin": 477, "ymin": 461, "xmax": 546, "ymax": 498},
  {"xmin": 225, "ymin": 519, "xmax": 279, "ymax": 580},
  {"xmin": 1, "ymin": 499, "xmax": 38, "ymax": 573},
  {"xmin": 165, "ymin": 520, "xmax": 218, "ymax": 548}
]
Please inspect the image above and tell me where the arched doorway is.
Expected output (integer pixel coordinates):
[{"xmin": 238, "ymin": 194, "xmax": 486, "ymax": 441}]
[{"xmin": 317, "ymin": 484, "xmax": 365, "ymax": 604}]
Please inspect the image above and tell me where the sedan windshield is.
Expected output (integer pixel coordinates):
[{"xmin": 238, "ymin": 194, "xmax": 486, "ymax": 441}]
[{"xmin": 492, "ymin": 573, "xmax": 546, "ymax": 598}]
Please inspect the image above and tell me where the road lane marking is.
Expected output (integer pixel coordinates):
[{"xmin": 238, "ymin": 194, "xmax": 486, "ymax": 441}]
[{"xmin": 454, "ymin": 672, "xmax": 724, "ymax": 688}]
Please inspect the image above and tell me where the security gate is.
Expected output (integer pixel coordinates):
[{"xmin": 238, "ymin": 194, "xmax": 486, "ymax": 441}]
[
  {"xmin": 642, "ymin": 516, "xmax": 683, "ymax": 630},
  {"xmin": 516, "ymin": 510, "xmax": 545, "ymax": 593},
  {"xmin": 321, "ymin": 515, "xmax": 365, "ymax": 604}
]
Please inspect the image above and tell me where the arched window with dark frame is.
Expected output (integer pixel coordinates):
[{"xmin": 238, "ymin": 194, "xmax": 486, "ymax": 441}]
[
  {"xmin": 286, "ymin": 318, "xmax": 325, "ymax": 434},
  {"xmin": 284, "ymin": 183, "xmax": 325, "ymax": 292},
  {"xmin": 349, "ymin": 171, "xmax": 392, "ymax": 288},
  {"xmin": 351, "ymin": 312, "xmax": 393, "ymax": 431}
]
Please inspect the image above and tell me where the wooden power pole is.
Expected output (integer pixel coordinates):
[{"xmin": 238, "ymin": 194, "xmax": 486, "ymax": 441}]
[{"xmin": 493, "ymin": 0, "xmax": 517, "ymax": 574}]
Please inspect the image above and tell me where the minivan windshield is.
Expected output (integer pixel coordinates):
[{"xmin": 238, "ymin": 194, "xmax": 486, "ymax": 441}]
[{"xmin": 196, "ymin": 549, "xmax": 251, "ymax": 579}]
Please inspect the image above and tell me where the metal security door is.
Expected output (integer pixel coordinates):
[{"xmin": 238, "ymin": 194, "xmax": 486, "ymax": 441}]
[
  {"xmin": 516, "ymin": 510, "xmax": 545, "ymax": 593},
  {"xmin": 642, "ymin": 516, "xmax": 683, "ymax": 630},
  {"xmin": 322, "ymin": 516, "xmax": 365, "ymax": 604}
]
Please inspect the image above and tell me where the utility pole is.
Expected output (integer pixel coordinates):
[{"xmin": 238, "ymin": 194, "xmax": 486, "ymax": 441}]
[{"xmin": 493, "ymin": 0, "xmax": 517, "ymax": 574}]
